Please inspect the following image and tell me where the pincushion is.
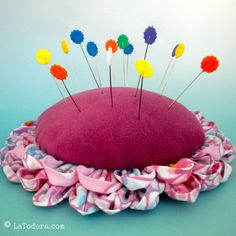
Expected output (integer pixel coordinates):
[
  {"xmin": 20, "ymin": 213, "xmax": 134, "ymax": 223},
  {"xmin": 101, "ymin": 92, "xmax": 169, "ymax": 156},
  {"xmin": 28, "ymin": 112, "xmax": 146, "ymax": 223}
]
[
  {"xmin": 0, "ymin": 26, "xmax": 235, "ymax": 215},
  {"xmin": 36, "ymin": 87, "xmax": 205, "ymax": 169},
  {"xmin": 0, "ymin": 111, "xmax": 234, "ymax": 214}
]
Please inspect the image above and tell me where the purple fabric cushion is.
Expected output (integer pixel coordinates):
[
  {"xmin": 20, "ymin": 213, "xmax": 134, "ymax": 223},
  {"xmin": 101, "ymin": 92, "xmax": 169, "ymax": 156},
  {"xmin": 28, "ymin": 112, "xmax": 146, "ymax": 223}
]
[{"xmin": 36, "ymin": 87, "xmax": 205, "ymax": 169}]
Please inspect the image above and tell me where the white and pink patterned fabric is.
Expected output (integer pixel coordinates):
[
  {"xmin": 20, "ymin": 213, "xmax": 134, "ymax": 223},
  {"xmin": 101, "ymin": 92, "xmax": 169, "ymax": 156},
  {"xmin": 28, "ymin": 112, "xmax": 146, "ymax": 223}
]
[{"xmin": 0, "ymin": 111, "xmax": 235, "ymax": 215}]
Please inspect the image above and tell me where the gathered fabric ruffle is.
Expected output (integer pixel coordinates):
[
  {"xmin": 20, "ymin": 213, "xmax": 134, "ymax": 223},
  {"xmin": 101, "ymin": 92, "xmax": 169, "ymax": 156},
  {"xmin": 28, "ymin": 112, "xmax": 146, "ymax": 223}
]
[{"xmin": 0, "ymin": 111, "xmax": 235, "ymax": 215}]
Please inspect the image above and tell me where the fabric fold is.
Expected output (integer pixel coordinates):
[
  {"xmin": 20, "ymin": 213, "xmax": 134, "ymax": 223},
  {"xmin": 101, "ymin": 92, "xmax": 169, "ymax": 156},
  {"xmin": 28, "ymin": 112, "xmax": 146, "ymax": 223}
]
[
  {"xmin": 164, "ymin": 175, "xmax": 201, "ymax": 202},
  {"xmin": 69, "ymin": 184, "xmax": 99, "ymax": 215},
  {"xmin": 114, "ymin": 168, "xmax": 156, "ymax": 191},
  {"xmin": 33, "ymin": 182, "xmax": 72, "ymax": 207},
  {"xmin": 147, "ymin": 158, "xmax": 194, "ymax": 185},
  {"xmin": 77, "ymin": 166, "xmax": 122, "ymax": 194},
  {"xmin": 42, "ymin": 155, "xmax": 78, "ymax": 187},
  {"xmin": 17, "ymin": 168, "xmax": 47, "ymax": 191}
]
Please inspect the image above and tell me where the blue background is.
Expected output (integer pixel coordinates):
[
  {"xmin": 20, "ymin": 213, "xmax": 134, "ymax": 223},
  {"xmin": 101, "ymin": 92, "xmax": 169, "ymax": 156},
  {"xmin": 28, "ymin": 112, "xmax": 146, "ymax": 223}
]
[{"xmin": 0, "ymin": 0, "xmax": 235, "ymax": 236}]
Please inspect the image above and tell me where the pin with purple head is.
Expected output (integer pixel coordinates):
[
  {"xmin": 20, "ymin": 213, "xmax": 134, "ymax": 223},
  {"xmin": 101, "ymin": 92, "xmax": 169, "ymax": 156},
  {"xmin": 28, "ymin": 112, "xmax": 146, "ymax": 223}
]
[
  {"xmin": 134, "ymin": 26, "xmax": 157, "ymax": 96},
  {"xmin": 143, "ymin": 26, "xmax": 157, "ymax": 46}
]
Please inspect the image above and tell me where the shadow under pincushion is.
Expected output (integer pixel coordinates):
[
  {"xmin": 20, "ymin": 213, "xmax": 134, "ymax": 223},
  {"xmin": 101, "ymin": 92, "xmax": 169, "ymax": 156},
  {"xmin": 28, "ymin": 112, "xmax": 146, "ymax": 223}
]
[{"xmin": 35, "ymin": 87, "xmax": 205, "ymax": 169}]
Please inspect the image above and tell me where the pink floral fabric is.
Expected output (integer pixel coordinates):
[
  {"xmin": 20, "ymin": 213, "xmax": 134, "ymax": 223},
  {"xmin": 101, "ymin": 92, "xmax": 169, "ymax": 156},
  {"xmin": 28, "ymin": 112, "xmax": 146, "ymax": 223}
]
[{"xmin": 0, "ymin": 111, "xmax": 235, "ymax": 215}]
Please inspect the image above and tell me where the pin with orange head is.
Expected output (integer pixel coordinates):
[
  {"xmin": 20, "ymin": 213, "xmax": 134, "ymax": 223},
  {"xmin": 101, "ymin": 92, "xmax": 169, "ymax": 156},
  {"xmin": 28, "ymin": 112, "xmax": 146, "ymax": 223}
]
[
  {"xmin": 50, "ymin": 64, "xmax": 81, "ymax": 112},
  {"xmin": 105, "ymin": 39, "xmax": 118, "ymax": 107},
  {"xmin": 169, "ymin": 55, "xmax": 219, "ymax": 109}
]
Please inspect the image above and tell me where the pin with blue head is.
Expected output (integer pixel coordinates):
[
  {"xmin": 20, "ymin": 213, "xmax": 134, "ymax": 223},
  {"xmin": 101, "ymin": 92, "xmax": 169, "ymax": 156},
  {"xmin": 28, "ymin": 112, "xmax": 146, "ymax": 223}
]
[
  {"xmin": 86, "ymin": 41, "xmax": 103, "ymax": 93},
  {"xmin": 70, "ymin": 29, "xmax": 100, "ymax": 89},
  {"xmin": 123, "ymin": 43, "xmax": 134, "ymax": 86}
]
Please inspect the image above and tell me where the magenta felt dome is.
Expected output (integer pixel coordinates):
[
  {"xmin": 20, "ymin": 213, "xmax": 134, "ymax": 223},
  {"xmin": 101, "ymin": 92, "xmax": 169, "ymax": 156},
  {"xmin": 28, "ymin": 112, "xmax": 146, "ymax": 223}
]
[{"xmin": 35, "ymin": 87, "xmax": 205, "ymax": 169}]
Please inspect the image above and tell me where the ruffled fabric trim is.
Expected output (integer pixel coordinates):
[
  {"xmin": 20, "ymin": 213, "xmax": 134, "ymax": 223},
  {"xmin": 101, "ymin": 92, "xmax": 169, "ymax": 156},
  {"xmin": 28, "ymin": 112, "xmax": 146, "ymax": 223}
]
[{"xmin": 0, "ymin": 111, "xmax": 235, "ymax": 215}]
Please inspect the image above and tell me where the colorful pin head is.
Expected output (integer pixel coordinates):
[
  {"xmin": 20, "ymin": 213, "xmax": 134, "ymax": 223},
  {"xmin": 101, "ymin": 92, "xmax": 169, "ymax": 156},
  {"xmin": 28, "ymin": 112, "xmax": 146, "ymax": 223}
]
[
  {"xmin": 61, "ymin": 40, "xmax": 69, "ymax": 54},
  {"xmin": 70, "ymin": 30, "xmax": 84, "ymax": 44},
  {"xmin": 124, "ymin": 43, "xmax": 134, "ymax": 55},
  {"xmin": 143, "ymin": 26, "xmax": 157, "ymax": 45},
  {"xmin": 172, "ymin": 43, "xmax": 185, "ymax": 58},
  {"xmin": 86, "ymin": 41, "xmax": 98, "ymax": 57},
  {"xmin": 168, "ymin": 55, "xmax": 220, "ymax": 109},
  {"xmin": 135, "ymin": 59, "xmax": 153, "ymax": 78},
  {"xmin": 105, "ymin": 39, "xmax": 118, "ymax": 53},
  {"xmin": 50, "ymin": 64, "xmax": 68, "ymax": 81},
  {"xmin": 50, "ymin": 64, "xmax": 81, "ymax": 111},
  {"xmin": 117, "ymin": 34, "xmax": 129, "ymax": 49},
  {"xmin": 36, "ymin": 49, "xmax": 51, "ymax": 65},
  {"xmin": 201, "ymin": 55, "xmax": 219, "ymax": 73}
]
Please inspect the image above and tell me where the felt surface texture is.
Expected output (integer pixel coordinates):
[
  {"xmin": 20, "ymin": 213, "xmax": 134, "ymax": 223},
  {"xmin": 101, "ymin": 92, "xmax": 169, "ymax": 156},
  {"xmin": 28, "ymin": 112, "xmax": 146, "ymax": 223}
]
[{"xmin": 36, "ymin": 87, "xmax": 205, "ymax": 169}]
